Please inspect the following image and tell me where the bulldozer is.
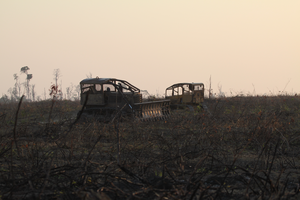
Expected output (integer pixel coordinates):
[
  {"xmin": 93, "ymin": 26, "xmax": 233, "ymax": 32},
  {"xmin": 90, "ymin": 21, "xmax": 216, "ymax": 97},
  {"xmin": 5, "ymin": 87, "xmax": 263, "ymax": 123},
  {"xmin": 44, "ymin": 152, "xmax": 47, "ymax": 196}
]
[
  {"xmin": 165, "ymin": 83, "xmax": 204, "ymax": 111},
  {"xmin": 78, "ymin": 77, "xmax": 170, "ymax": 122}
]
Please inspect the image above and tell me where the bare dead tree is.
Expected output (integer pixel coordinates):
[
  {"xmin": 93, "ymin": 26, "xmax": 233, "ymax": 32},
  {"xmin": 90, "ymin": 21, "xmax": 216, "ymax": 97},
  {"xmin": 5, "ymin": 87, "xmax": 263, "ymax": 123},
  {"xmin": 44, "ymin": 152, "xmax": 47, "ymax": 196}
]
[
  {"xmin": 13, "ymin": 74, "xmax": 21, "ymax": 99},
  {"xmin": 26, "ymin": 74, "xmax": 32, "ymax": 100},
  {"xmin": 20, "ymin": 66, "xmax": 32, "ymax": 100},
  {"xmin": 53, "ymin": 69, "xmax": 62, "ymax": 100},
  {"xmin": 31, "ymin": 84, "xmax": 35, "ymax": 101},
  {"xmin": 209, "ymin": 75, "xmax": 212, "ymax": 99},
  {"xmin": 66, "ymin": 83, "xmax": 74, "ymax": 100},
  {"xmin": 75, "ymin": 85, "xmax": 80, "ymax": 100},
  {"xmin": 53, "ymin": 69, "xmax": 61, "ymax": 88}
]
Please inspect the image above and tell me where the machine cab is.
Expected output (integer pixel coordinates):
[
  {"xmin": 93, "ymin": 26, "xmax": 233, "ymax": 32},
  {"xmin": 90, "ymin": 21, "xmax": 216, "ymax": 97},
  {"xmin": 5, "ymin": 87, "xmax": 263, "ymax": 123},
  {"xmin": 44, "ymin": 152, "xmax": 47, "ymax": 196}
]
[
  {"xmin": 80, "ymin": 78, "xmax": 142, "ymax": 107},
  {"xmin": 165, "ymin": 83, "xmax": 204, "ymax": 105}
]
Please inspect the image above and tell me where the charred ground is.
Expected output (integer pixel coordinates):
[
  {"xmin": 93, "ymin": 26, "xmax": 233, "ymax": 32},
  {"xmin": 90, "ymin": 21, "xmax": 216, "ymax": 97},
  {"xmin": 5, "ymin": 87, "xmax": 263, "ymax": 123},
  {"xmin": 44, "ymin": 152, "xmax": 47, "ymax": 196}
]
[{"xmin": 0, "ymin": 95, "xmax": 300, "ymax": 199}]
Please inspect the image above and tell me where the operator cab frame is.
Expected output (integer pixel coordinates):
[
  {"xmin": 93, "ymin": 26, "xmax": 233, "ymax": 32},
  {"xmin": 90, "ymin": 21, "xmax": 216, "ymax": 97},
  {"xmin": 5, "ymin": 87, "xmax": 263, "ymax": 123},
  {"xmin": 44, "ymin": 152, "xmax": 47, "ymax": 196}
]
[
  {"xmin": 165, "ymin": 83, "xmax": 204, "ymax": 104},
  {"xmin": 80, "ymin": 77, "xmax": 141, "ymax": 107}
]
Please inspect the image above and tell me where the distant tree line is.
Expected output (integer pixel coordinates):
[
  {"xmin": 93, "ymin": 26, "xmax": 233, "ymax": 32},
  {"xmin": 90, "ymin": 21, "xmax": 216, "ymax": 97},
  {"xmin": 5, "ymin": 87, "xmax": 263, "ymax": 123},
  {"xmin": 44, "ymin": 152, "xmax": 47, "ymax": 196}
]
[{"xmin": 1, "ymin": 67, "xmax": 81, "ymax": 103}]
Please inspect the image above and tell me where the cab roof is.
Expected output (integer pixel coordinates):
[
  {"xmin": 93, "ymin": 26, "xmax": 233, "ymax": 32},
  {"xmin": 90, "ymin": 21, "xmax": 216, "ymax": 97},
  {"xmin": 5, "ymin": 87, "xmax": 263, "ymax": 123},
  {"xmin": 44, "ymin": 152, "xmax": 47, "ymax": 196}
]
[
  {"xmin": 80, "ymin": 78, "xmax": 140, "ymax": 92},
  {"xmin": 80, "ymin": 78, "xmax": 115, "ymax": 84},
  {"xmin": 166, "ymin": 83, "xmax": 204, "ymax": 90}
]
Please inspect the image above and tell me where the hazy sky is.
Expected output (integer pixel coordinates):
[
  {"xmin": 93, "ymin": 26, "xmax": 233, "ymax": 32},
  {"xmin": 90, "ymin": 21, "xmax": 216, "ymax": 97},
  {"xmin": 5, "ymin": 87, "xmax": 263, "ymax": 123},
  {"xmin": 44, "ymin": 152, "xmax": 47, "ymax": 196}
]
[{"xmin": 1, "ymin": 0, "xmax": 299, "ymax": 99}]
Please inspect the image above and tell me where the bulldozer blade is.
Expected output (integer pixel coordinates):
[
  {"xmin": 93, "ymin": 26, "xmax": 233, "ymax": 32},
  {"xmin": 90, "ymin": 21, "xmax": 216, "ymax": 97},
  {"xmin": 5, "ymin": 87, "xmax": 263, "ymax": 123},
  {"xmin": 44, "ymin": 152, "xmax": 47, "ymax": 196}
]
[{"xmin": 134, "ymin": 100, "xmax": 170, "ymax": 121}]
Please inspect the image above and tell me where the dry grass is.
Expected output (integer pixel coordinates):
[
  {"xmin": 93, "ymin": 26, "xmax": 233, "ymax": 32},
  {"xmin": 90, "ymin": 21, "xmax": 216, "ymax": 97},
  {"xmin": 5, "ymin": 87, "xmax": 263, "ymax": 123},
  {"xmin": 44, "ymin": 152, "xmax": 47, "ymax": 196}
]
[{"xmin": 0, "ymin": 95, "xmax": 300, "ymax": 199}]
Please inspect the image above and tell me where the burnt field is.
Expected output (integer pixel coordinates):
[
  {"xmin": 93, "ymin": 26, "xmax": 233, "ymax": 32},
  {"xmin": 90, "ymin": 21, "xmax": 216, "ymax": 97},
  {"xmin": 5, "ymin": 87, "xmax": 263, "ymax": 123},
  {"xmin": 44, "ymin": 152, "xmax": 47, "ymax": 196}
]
[{"xmin": 0, "ymin": 95, "xmax": 300, "ymax": 200}]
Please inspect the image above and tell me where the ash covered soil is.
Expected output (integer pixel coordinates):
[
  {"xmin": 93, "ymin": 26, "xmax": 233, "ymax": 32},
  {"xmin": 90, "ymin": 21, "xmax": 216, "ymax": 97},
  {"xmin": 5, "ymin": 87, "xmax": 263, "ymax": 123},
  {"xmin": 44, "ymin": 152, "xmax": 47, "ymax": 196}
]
[{"xmin": 0, "ymin": 96, "xmax": 300, "ymax": 199}]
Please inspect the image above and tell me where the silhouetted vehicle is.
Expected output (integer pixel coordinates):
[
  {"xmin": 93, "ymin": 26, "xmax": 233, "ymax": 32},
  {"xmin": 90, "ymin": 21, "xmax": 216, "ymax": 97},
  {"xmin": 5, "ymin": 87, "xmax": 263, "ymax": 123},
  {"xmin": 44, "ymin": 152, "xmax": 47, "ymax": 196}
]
[
  {"xmin": 165, "ymin": 83, "xmax": 204, "ymax": 110},
  {"xmin": 79, "ymin": 77, "xmax": 170, "ymax": 122}
]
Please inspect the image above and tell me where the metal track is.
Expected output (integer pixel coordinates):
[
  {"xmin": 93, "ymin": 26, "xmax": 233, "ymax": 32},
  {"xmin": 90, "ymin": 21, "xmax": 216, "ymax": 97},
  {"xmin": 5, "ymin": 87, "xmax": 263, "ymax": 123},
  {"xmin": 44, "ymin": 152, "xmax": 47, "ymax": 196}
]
[{"xmin": 133, "ymin": 100, "xmax": 170, "ymax": 121}]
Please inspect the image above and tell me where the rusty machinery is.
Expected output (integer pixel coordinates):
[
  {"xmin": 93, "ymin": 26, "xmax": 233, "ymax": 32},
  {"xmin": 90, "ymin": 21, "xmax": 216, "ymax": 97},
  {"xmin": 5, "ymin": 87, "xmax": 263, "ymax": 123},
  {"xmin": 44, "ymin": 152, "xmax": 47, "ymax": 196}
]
[
  {"xmin": 165, "ymin": 83, "xmax": 204, "ymax": 111},
  {"xmin": 78, "ymin": 78, "xmax": 170, "ymax": 122}
]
